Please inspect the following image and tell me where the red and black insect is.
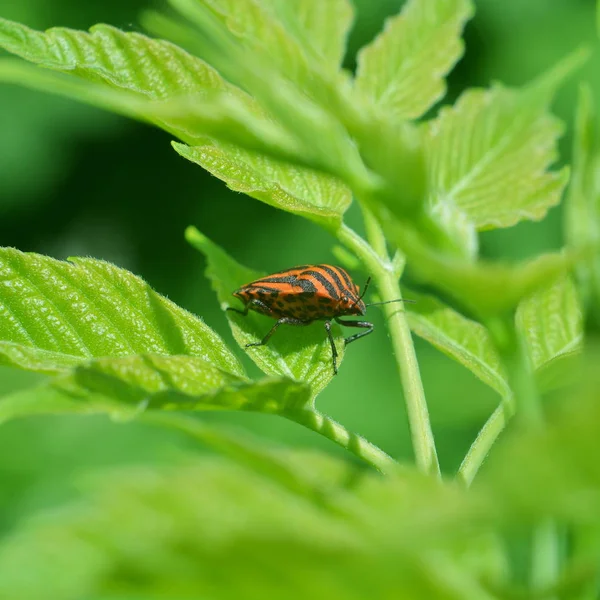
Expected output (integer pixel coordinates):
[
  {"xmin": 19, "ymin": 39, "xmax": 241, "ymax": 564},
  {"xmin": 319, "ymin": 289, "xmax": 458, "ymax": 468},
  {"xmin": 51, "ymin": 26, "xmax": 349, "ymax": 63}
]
[{"xmin": 227, "ymin": 264, "xmax": 412, "ymax": 374}]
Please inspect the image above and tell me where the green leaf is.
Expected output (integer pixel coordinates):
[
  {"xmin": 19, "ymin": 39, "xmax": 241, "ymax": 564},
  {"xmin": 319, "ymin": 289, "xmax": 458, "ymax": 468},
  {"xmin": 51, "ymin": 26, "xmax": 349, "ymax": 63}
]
[
  {"xmin": 0, "ymin": 354, "xmax": 310, "ymax": 425},
  {"xmin": 199, "ymin": 0, "xmax": 353, "ymax": 77},
  {"xmin": 0, "ymin": 19, "xmax": 268, "ymax": 151},
  {"xmin": 266, "ymin": 0, "xmax": 354, "ymax": 69},
  {"xmin": 144, "ymin": 3, "xmax": 373, "ymax": 190},
  {"xmin": 0, "ymin": 248, "xmax": 243, "ymax": 377},
  {"xmin": 425, "ymin": 50, "xmax": 588, "ymax": 231},
  {"xmin": 355, "ymin": 0, "xmax": 474, "ymax": 120},
  {"xmin": 142, "ymin": 413, "xmax": 356, "ymax": 509},
  {"xmin": 565, "ymin": 85, "xmax": 600, "ymax": 325},
  {"xmin": 387, "ymin": 219, "xmax": 573, "ymax": 316},
  {"xmin": 405, "ymin": 285, "xmax": 579, "ymax": 399},
  {"xmin": 425, "ymin": 83, "xmax": 567, "ymax": 231},
  {"xmin": 0, "ymin": 18, "xmax": 234, "ymax": 100},
  {"xmin": 186, "ymin": 227, "xmax": 343, "ymax": 399},
  {"xmin": 516, "ymin": 276, "xmax": 583, "ymax": 372},
  {"xmin": 173, "ymin": 142, "xmax": 351, "ymax": 230},
  {"xmin": 484, "ymin": 367, "xmax": 600, "ymax": 523},
  {"xmin": 0, "ymin": 455, "xmax": 499, "ymax": 600},
  {"xmin": 405, "ymin": 290, "xmax": 509, "ymax": 397}
]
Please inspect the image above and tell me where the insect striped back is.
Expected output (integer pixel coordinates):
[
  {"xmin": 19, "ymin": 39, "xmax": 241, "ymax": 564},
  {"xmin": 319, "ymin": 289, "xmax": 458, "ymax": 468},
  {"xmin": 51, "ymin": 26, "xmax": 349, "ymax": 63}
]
[
  {"xmin": 228, "ymin": 264, "xmax": 413, "ymax": 375},
  {"xmin": 233, "ymin": 265, "xmax": 365, "ymax": 321}
]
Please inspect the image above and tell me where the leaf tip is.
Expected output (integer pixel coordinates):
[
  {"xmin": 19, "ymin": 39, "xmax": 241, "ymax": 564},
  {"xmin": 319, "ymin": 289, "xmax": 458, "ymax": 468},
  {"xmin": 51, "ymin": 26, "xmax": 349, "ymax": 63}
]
[{"xmin": 185, "ymin": 225, "xmax": 206, "ymax": 249}]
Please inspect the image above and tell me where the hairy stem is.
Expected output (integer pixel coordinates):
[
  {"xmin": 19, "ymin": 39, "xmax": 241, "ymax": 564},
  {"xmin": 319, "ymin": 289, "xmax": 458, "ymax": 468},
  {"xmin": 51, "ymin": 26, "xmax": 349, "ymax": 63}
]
[
  {"xmin": 457, "ymin": 396, "xmax": 514, "ymax": 486},
  {"xmin": 339, "ymin": 223, "xmax": 440, "ymax": 476},
  {"xmin": 285, "ymin": 408, "xmax": 398, "ymax": 474}
]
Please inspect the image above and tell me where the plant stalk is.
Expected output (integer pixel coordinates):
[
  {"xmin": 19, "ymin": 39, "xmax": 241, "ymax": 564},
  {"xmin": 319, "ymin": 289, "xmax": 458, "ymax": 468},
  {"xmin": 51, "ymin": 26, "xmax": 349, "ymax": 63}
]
[
  {"xmin": 339, "ymin": 223, "xmax": 440, "ymax": 476},
  {"xmin": 457, "ymin": 395, "xmax": 514, "ymax": 486},
  {"xmin": 286, "ymin": 408, "xmax": 398, "ymax": 474}
]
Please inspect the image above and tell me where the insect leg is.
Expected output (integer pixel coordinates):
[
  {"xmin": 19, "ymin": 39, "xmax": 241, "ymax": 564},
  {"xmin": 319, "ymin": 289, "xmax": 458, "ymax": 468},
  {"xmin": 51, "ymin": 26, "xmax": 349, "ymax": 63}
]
[
  {"xmin": 226, "ymin": 305, "xmax": 249, "ymax": 316},
  {"xmin": 335, "ymin": 318, "xmax": 374, "ymax": 345},
  {"xmin": 245, "ymin": 317, "xmax": 308, "ymax": 348},
  {"xmin": 324, "ymin": 320, "xmax": 338, "ymax": 375},
  {"xmin": 227, "ymin": 298, "xmax": 274, "ymax": 317}
]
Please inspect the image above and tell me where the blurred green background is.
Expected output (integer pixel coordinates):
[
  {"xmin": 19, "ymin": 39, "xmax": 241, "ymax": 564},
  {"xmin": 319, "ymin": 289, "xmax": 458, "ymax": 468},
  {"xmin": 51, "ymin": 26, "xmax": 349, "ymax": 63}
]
[{"xmin": 0, "ymin": 0, "xmax": 598, "ymax": 535}]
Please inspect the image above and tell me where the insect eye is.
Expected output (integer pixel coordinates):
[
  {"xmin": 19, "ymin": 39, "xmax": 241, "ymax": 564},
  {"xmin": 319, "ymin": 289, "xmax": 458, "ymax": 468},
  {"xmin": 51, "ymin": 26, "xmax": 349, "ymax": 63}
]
[{"xmin": 341, "ymin": 295, "xmax": 348, "ymax": 303}]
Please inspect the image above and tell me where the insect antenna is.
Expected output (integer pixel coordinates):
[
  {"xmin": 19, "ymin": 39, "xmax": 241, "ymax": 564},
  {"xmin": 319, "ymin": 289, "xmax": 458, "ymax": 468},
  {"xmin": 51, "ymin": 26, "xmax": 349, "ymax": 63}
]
[
  {"xmin": 353, "ymin": 276, "xmax": 416, "ymax": 307},
  {"xmin": 366, "ymin": 298, "xmax": 416, "ymax": 307},
  {"xmin": 349, "ymin": 276, "xmax": 371, "ymax": 309}
]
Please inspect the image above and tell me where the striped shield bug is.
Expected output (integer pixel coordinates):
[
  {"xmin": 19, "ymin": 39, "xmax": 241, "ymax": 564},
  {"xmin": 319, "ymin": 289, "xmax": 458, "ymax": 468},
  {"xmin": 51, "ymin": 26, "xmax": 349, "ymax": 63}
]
[{"xmin": 226, "ymin": 265, "xmax": 413, "ymax": 375}]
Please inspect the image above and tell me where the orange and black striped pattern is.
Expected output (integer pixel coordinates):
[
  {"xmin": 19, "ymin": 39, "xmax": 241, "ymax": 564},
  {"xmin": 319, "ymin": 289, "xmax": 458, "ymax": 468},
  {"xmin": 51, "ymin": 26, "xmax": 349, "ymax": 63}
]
[
  {"xmin": 232, "ymin": 264, "xmax": 366, "ymax": 321},
  {"xmin": 227, "ymin": 264, "xmax": 391, "ymax": 375}
]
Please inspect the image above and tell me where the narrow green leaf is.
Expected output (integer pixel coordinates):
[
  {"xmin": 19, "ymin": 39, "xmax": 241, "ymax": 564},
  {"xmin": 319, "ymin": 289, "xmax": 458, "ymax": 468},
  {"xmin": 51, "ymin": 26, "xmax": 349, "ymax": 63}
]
[
  {"xmin": 186, "ymin": 227, "xmax": 343, "ymax": 399},
  {"xmin": 516, "ymin": 276, "xmax": 583, "ymax": 372},
  {"xmin": 355, "ymin": 0, "xmax": 474, "ymax": 120},
  {"xmin": 426, "ymin": 82, "xmax": 568, "ymax": 231},
  {"xmin": 173, "ymin": 142, "xmax": 351, "ymax": 230},
  {"xmin": 0, "ymin": 18, "xmax": 235, "ymax": 100},
  {"xmin": 405, "ymin": 290, "xmax": 509, "ymax": 397},
  {"xmin": 0, "ymin": 248, "xmax": 243, "ymax": 377}
]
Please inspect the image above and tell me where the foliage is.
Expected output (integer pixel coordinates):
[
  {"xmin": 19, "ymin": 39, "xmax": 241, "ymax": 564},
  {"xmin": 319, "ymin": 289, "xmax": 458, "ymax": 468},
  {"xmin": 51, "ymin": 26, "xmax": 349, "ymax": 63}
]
[{"xmin": 0, "ymin": 0, "xmax": 599, "ymax": 598}]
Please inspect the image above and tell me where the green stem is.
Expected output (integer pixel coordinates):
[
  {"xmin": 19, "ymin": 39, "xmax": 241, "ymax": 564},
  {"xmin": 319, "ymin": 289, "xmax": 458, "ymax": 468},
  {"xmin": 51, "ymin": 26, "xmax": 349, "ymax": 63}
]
[
  {"xmin": 457, "ymin": 395, "xmax": 514, "ymax": 486},
  {"xmin": 490, "ymin": 317, "xmax": 559, "ymax": 595},
  {"xmin": 531, "ymin": 520, "xmax": 561, "ymax": 600},
  {"xmin": 339, "ymin": 223, "xmax": 440, "ymax": 476},
  {"xmin": 285, "ymin": 408, "xmax": 398, "ymax": 474}
]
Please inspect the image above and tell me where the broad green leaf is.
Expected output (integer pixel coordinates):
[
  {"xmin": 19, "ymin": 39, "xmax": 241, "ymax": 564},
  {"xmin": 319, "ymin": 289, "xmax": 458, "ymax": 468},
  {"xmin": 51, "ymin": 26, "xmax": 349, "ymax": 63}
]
[
  {"xmin": 0, "ymin": 456, "xmax": 499, "ymax": 600},
  {"xmin": 484, "ymin": 371, "xmax": 600, "ymax": 523},
  {"xmin": 406, "ymin": 286, "xmax": 578, "ymax": 401},
  {"xmin": 0, "ymin": 18, "xmax": 278, "ymax": 155},
  {"xmin": 145, "ymin": 4, "xmax": 372, "ymax": 190},
  {"xmin": 0, "ymin": 248, "xmax": 243, "ymax": 377},
  {"xmin": 196, "ymin": 0, "xmax": 317, "ymax": 88},
  {"xmin": 189, "ymin": 0, "xmax": 352, "ymax": 89},
  {"xmin": 186, "ymin": 227, "xmax": 344, "ymax": 400},
  {"xmin": 405, "ymin": 290, "xmax": 509, "ymax": 397},
  {"xmin": 0, "ymin": 18, "xmax": 235, "ymax": 100},
  {"xmin": 516, "ymin": 276, "xmax": 583, "ymax": 372},
  {"xmin": 173, "ymin": 142, "xmax": 351, "ymax": 230},
  {"xmin": 0, "ymin": 354, "xmax": 310, "ymax": 425},
  {"xmin": 565, "ymin": 85, "xmax": 600, "ymax": 325},
  {"xmin": 425, "ymin": 50, "xmax": 588, "ymax": 231},
  {"xmin": 0, "ymin": 384, "xmax": 79, "ymax": 425},
  {"xmin": 143, "ymin": 413, "xmax": 357, "ymax": 508},
  {"xmin": 355, "ymin": 0, "xmax": 474, "ymax": 120},
  {"xmin": 266, "ymin": 0, "xmax": 354, "ymax": 69},
  {"xmin": 426, "ymin": 83, "xmax": 567, "ymax": 231}
]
